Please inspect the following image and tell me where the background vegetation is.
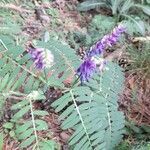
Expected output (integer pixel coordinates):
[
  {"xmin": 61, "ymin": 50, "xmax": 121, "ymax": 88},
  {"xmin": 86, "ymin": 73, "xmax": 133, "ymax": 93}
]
[{"xmin": 0, "ymin": 0, "xmax": 150, "ymax": 150}]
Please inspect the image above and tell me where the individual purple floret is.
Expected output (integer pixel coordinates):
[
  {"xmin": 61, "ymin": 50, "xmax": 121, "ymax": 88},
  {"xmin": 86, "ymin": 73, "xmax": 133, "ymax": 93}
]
[
  {"xmin": 28, "ymin": 47, "xmax": 54, "ymax": 69},
  {"xmin": 87, "ymin": 24, "xmax": 126, "ymax": 57},
  {"xmin": 77, "ymin": 57, "xmax": 107, "ymax": 83},
  {"xmin": 77, "ymin": 58, "xmax": 97, "ymax": 83}
]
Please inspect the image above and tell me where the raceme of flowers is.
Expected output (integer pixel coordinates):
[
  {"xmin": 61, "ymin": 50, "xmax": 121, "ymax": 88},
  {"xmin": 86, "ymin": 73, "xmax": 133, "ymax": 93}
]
[
  {"xmin": 28, "ymin": 47, "xmax": 54, "ymax": 69},
  {"xmin": 87, "ymin": 24, "xmax": 126, "ymax": 57},
  {"xmin": 77, "ymin": 24, "xmax": 126, "ymax": 83}
]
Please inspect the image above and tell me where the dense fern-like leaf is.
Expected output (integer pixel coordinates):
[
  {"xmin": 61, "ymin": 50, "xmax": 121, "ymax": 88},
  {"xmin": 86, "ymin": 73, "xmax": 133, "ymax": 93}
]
[
  {"xmin": 0, "ymin": 34, "xmax": 82, "ymax": 149},
  {"xmin": 0, "ymin": 36, "xmax": 44, "ymax": 91},
  {"xmin": 36, "ymin": 40, "xmax": 80, "ymax": 87},
  {"xmin": 39, "ymin": 140, "xmax": 59, "ymax": 150},
  {"xmin": 10, "ymin": 91, "xmax": 49, "ymax": 149},
  {"xmin": 86, "ymin": 62, "xmax": 125, "ymax": 149},
  {"xmin": 52, "ymin": 62, "xmax": 125, "ymax": 150}
]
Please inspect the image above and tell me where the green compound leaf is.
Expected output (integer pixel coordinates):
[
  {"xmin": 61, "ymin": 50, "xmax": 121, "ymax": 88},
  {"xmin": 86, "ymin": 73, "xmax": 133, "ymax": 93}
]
[{"xmin": 52, "ymin": 62, "xmax": 125, "ymax": 150}]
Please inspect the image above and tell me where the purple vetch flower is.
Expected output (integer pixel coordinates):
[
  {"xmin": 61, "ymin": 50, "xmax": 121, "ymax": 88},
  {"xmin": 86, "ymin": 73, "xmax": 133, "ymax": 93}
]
[
  {"xmin": 28, "ymin": 47, "xmax": 54, "ymax": 69},
  {"xmin": 77, "ymin": 58, "xmax": 97, "ymax": 83},
  {"xmin": 77, "ymin": 57, "xmax": 106, "ymax": 83},
  {"xmin": 87, "ymin": 24, "xmax": 126, "ymax": 57},
  {"xmin": 77, "ymin": 24, "xmax": 126, "ymax": 83}
]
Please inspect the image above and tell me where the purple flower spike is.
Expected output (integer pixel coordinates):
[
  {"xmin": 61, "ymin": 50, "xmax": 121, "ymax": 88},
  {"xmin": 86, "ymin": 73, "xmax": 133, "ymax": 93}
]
[
  {"xmin": 77, "ymin": 58, "xmax": 97, "ymax": 83},
  {"xmin": 87, "ymin": 24, "xmax": 126, "ymax": 57},
  {"xmin": 28, "ymin": 47, "xmax": 54, "ymax": 70},
  {"xmin": 77, "ymin": 24, "xmax": 126, "ymax": 83}
]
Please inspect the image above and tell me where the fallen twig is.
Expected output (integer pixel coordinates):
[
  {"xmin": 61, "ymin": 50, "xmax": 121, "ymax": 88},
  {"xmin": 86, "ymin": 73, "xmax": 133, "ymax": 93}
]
[{"xmin": 132, "ymin": 36, "xmax": 150, "ymax": 42}]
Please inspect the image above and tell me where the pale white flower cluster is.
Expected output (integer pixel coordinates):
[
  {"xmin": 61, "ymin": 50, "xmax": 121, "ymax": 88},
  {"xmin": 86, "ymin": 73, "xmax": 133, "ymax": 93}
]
[{"xmin": 29, "ymin": 48, "xmax": 54, "ymax": 69}]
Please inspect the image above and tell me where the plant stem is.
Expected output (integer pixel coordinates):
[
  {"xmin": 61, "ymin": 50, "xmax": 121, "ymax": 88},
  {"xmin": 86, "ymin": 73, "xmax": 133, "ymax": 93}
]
[
  {"xmin": 29, "ymin": 97, "xmax": 39, "ymax": 150},
  {"xmin": 70, "ymin": 89, "xmax": 93, "ymax": 149}
]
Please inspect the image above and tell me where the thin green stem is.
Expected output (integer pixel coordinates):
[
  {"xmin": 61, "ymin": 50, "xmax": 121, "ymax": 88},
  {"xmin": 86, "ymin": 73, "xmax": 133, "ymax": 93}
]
[
  {"xmin": 71, "ymin": 75, "xmax": 80, "ymax": 88},
  {"xmin": 105, "ymin": 94, "xmax": 112, "ymax": 146},
  {"xmin": 70, "ymin": 89, "xmax": 93, "ymax": 149},
  {"xmin": 44, "ymin": 69, "xmax": 48, "ymax": 82},
  {"xmin": 0, "ymin": 39, "xmax": 8, "ymax": 51},
  {"xmin": 28, "ymin": 97, "xmax": 39, "ymax": 150},
  {"xmin": 99, "ymin": 71, "xmax": 102, "ymax": 92}
]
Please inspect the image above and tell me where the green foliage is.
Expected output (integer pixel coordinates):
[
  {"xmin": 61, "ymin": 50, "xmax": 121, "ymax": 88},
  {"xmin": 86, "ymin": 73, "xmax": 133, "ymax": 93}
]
[
  {"xmin": 3, "ymin": 122, "xmax": 16, "ymax": 138},
  {"xmin": 123, "ymin": 16, "xmax": 146, "ymax": 35},
  {"xmin": 115, "ymin": 140, "xmax": 132, "ymax": 150},
  {"xmin": 146, "ymin": 0, "xmax": 150, "ymax": 4},
  {"xmin": 116, "ymin": 121, "xmax": 150, "ymax": 150},
  {"xmin": 127, "ymin": 42, "xmax": 150, "ymax": 78},
  {"xmin": 10, "ymin": 91, "xmax": 49, "ymax": 148},
  {"xmin": 67, "ymin": 15, "xmax": 116, "ymax": 50},
  {"xmin": 0, "ymin": 33, "xmax": 126, "ymax": 150},
  {"xmin": 0, "ymin": 132, "xmax": 3, "ymax": 150},
  {"xmin": 133, "ymin": 143, "xmax": 150, "ymax": 150},
  {"xmin": 77, "ymin": 0, "xmax": 106, "ymax": 11},
  {"xmin": 0, "ymin": 2, "xmax": 23, "ymax": 36},
  {"xmin": 0, "ymin": 34, "xmax": 79, "ymax": 149},
  {"xmin": 3, "ymin": 122, "xmax": 14, "ymax": 129},
  {"xmin": 0, "ymin": 36, "xmax": 45, "ymax": 111},
  {"xmin": 0, "ymin": 3, "xmax": 127, "ymax": 148},
  {"xmin": 126, "ymin": 121, "xmax": 150, "ymax": 140},
  {"xmin": 0, "ymin": 18, "xmax": 21, "ymax": 35},
  {"xmin": 36, "ymin": 39, "xmax": 80, "ymax": 88},
  {"xmin": 134, "ymin": 4, "xmax": 150, "ymax": 16},
  {"xmin": 87, "ymin": 15, "xmax": 116, "ymax": 44},
  {"xmin": 0, "ymin": 0, "xmax": 15, "ymax": 4},
  {"xmin": 52, "ymin": 62, "xmax": 125, "ymax": 150},
  {"xmin": 77, "ymin": 0, "xmax": 150, "ymax": 35},
  {"xmin": 39, "ymin": 140, "xmax": 59, "ymax": 150},
  {"xmin": 116, "ymin": 140, "xmax": 150, "ymax": 150},
  {"xmin": 78, "ymin": 0, "xmax": 150, "ymax": 16}
]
